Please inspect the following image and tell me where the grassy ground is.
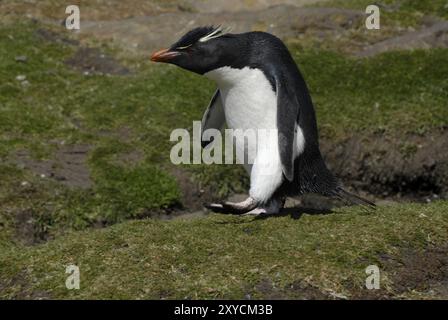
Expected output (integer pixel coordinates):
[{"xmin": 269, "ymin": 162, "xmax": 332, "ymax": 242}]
[
  {"xmin": 1, "ymin": 201, "xmax": 447, "ymax": 299},
  {"xmin": 1, "ymin": 1, "xmax": 448, "ymax": 298}
]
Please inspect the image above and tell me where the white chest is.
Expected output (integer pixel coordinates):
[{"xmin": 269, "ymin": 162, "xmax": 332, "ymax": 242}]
[{"xmin": 205, "ymin": 66, "xmax": 277, "ymax": 131}]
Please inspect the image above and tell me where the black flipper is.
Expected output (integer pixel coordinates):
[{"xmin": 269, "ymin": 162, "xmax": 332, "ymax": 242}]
[
  {"xmin": 201, "ymin": 89, "xmax": 225, "ymax": 148},
  {"xmin": 273, "ymin": 73, "xmax": 299, "ymax": 182},
  {"xmin": 264, "ymin": 53, "xmax": 373, "ymax": 209}
]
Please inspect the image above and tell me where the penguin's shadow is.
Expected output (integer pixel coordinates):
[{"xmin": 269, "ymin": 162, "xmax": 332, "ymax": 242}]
[
  {"xmin": 254, "ymin": 206, "xmax": 333, "ymax": 220},
  {"xmin": 211, "ymin": 206, "xmax": 333, "ymax": 224}
]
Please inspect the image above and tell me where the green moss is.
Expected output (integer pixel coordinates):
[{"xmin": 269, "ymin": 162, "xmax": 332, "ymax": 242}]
[{"xmin": 1, "ymin": 201, "xmax": 447, "ymax": 299}]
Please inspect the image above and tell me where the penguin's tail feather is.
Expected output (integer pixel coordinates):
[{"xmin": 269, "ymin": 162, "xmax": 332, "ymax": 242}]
[
  {"xmin": 332, "ymin": 187, "xmax": 376, "ymax": 210},
  {"xmin": 296, "ymin": 151, "xmax": 375, "ymax": 210}
]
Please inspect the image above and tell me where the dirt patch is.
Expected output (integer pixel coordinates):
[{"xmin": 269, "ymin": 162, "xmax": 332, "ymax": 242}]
[
  {"xmin": 78, "ymin": 6, "xmax": 363, "ymax": 54},
  {"xmin": 356, "ymin": 20, "xmax": 448, "ymax": 57},
  {"xmin": 185, "ymin": 0, "xmax": 327, "ymax": 14},
  {"xmin": 35, "ymin": 27, "xmax": 131, "ymax": 76},
  {"xmin": 247, "ymin": 278, "xmax": 333, "ymax": 300},
  {"xmin": 0, "ymin": 0, "xmax": 331, "ymax": 22},
  {"xmin": 35, "ymin": 28, "xmax": 79, "ymax": 46},
  {"xmin": 13, "ymin": 144, "xmax": 93, "ymax": 189},
  {"xmin": 30, "ymin": 3, "xmax": 448, "ymax": 58},
  {"xmin": 14, "ymin": 209, "xmax": 52, "ymax": 246},
  {"xmin": 0, "ymin": 0, "xmax": 182, "ymax": 21},
  {"xmin": 382, "ymin": 245, "xmax": 448, "ymax": 298},
  {"xmin": 64, "ymin": 47, "xmax": 131, "ymax": 75},
  {"xmin": 16, "ymin": 2, "xmax": 448, "ymax": 60},
  {"xmin": 169, "ymin": 166, "xmax": 216, "ymax": 211},
  {"xmin": 0, "ymin": 271, "xmax": 51, "ymax": 300},
  {"xmin": 321, "ymin": 129, "xmax": 448, "ymax": 200},
  {"xmin": 349, "ymin": 245, "xmax": 448, "ymax": 299}
]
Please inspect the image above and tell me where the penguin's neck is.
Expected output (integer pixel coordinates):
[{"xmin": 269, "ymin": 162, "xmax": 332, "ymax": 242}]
[
  {"xmin": 204, "ymin": 66, "xmax": 257, "ymax": 88},
  {"xmin": 203, "ymin": 65, "xmax": 278, "ymax": 134}
]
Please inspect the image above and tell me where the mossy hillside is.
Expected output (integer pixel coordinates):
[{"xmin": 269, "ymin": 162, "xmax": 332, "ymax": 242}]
[{"xmin": 1, "ymin": 201, "xmax": 447, "ymax": 299}]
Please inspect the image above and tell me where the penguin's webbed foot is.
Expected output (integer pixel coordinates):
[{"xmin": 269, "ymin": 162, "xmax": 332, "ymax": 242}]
[{"xmin": 205, "ymin": 197, "xmax": 258, "ymax": 215}]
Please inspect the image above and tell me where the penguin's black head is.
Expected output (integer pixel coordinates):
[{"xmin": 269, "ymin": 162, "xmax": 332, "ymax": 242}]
[{"xmin": 151, "ymin": 26, "xmax": 238, "ymax": 74}]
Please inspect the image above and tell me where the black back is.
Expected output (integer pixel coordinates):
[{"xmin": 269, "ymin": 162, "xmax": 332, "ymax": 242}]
[{"xmin": 228, "ymin": 32, "xmax": 339, "ymax": 196}]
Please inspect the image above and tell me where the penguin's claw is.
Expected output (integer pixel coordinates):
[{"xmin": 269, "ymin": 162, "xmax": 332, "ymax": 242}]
[
  {"xmin": 244, "ymin": 208, "xmax": 268, "ymax": 216},
  {"xmin": 205, "ymin": 197, "xmax": 258, "ymax": 215},
  {"xmin": 205, "ymin": 203, "xmax": 225, "ymax": 212}
]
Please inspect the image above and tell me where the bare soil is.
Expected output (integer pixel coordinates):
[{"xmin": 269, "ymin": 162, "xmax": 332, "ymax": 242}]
[
  {"xmin": 321, "ymin": 129, "xmax": 448, "ymax": 201},
  {"xmin": 13, "ymin": 144, "xmax": 93, "ymax": 189},
  {"xmin": 247, "ymin": 278, "xmax": 333, "ymax": 299},
  {"xmin": 65, "ymin": 47, "xmax": 131, "ymax": 75},
  {"xmin": 14, "ymin": 208, "xmax": 52, "ymax": 246},
  {"xmin": 244, "ymin": 244, "xmax": 448, "ymax": 299},
  {"xmin": 356, "ymin": 20, "xmax": 448, "ymax": 57},
  {"xmin": 350, "ymin": 245, "xmax": 448, "ymax": 299},
  {"xmin": 77, "ymin": 6, "xmax": 364, "ymax": 54}
]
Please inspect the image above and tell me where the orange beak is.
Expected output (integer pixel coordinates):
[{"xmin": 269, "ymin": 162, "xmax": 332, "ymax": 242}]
[{"xmin": 150, "ymin": 48, "xmax": 180, "ymax": 62}]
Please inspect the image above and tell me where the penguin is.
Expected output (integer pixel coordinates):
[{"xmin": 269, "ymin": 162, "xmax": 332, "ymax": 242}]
[{"xmin": 151, "ymin": 26, "xmax": 374, "ymax": 214}]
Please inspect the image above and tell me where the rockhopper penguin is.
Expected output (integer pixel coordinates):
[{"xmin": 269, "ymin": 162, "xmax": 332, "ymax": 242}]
[{"xmin": 151, "ymin": 26, "xmax": 374, "ymax": 214}]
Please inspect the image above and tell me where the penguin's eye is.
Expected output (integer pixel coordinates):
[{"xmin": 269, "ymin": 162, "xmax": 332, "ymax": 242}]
[{"xmin": 175, "ymin": 44, "xmax": 192, "ymax": 50}]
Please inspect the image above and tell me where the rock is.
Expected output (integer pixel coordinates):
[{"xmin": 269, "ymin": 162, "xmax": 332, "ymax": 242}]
[{"xmin": 15, "ymin": 55, "xmax": 27, "ymax": 63}]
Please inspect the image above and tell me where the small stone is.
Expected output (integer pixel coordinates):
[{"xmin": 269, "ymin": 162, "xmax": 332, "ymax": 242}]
[
  {"xmin": 15, "ymin": 55, "xmax": 27, "ymax": 63},
  {"xmin": 419, "ymin": 213, "xmax": 427, "ymax": 218}
]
